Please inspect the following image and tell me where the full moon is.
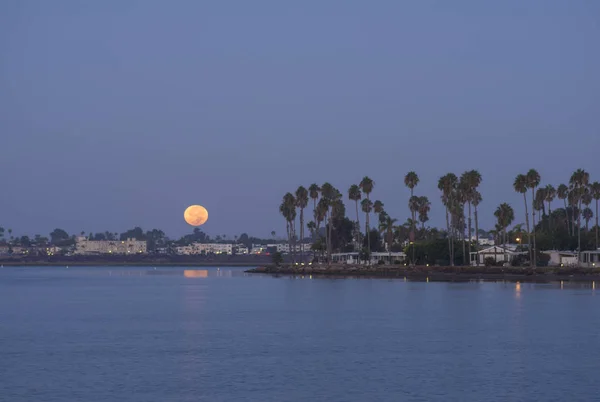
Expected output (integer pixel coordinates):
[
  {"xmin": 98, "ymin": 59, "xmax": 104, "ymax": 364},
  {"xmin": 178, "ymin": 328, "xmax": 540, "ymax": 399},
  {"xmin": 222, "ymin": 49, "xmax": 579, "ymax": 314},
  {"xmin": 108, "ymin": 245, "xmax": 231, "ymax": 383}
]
[{"xmin": 184, "ymin": 205, "xmax": 208, "ymax": 226}]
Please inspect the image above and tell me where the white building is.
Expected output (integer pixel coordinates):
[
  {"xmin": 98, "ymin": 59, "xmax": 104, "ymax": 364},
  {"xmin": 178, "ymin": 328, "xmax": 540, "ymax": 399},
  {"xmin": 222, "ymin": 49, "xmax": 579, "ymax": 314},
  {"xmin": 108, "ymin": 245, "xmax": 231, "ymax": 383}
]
[
  {"xmin": 542, "ymin": 250, "xmax": 578, "ymax": 267},
  {"xmin": 471, "ymin": 236, "xmax": 495, "ymax": 246},
  {"xmin": 580, "ymin": 250, "xmax": 600, "ymax": 268},
  {"xmin": 469, "ymin": 245, "xmax": 527, "ymax": 266},
  {"xmin": 267, "ymin": 243, "xmax": 312, "ymax": 254},
  {"xmin": 331, "ymin": 252, "xmax": 406, "ymax": 265},
  {"xmin": 233, "ymin": 245, "xmax": 249, "ymax": 254},
  {"xmin": 251, "ymin": 244, "xmax": 268, "ymax": 254},
  {"xmin": 75, "ymin": 237, "xmax": 147, "ymax": 255},
  {"xmin": 175, "ymin": 243, "xmax": 238, "ymax": 255}
]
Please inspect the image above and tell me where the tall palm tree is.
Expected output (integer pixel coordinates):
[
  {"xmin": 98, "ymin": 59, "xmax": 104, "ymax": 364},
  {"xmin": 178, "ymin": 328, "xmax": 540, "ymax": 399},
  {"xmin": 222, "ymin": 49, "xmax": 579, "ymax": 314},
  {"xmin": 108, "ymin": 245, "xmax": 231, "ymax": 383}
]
[
  {"xmin": 472, "ymin": 190, "xmax": 482, "ymax": 266},
  {"xmin": 361, "ymin": 199, "xmax": 373, "ymax": 251},
  {"xmin": 570, "ymin": 169, "xmax": 590, "ymax": 262},
  {"xmin": 320, "ymin": 183, "xmax": 337, "ymax": 264},
  {"xmin": 379, "ymin": 215, "xmax": 398, "ymax": 261},
  {"xmin": 457, "ymin": 179, "xmax": 470, "ymax": 265},
  {"xmin": 373, "ymin": 200, "xmax": 384, "ymax": 215},
  {"xmin": 583, "ymin": 207, "xmax": 593, "ymax": 231},
  {"xmin": 494, "ymin": 203, "xmax": 515, "ymax": 265},
  {"xmin": 280, "ymin": 193, "xmax": 296, "ymax": 262},
  {"xmin": 545, "ymin": 184, "xmax": 556, "ymax": 232},
  {"xmin": 461, "ymin": 170, "xmax": 482, "ymax": 264},
  {"xmin": 514, "ymin": 174, "xmax": 531, "ymax": 266},
  {"xmin": 591, "ymin": 181, "xmax": 600, "ymax": 250},
  {"xmin": 315, "ymin": 199, "xmax": 328, "ymax": 238},
  {"xmin": 359, "ymin": 177, "xmax": 374, "ymax": 255},
  {"xmin": 438, "ymin": 173, "xmax": 458, "ymax": 266},
  {"xmin": 347, "ymin": 184, "xmax": 362, "ymax": 251},
  {"xmin": 328, "ymin": 191, "xmax": 343, "ymax": 263},
  {"xmin": 526, "ymin": 169, "xmax": 541, "ymax": 267},
  {"xmin": 417, "ymin": 196, "xmax": 431, "ymax": 231},
  {"xmin": 308, "ymin": 184, "xmax": 321, "ymax": 240},
  {"xmin": 404, "ymin": 172, "xmax": 419, "ymax": 255},
  {"xmin": 295, "ymin": 186, "xmax": 309, "ymax": 261},
  {"xmin": 557, "ymin": 184, "xmax": 569, "ymax": 232}
]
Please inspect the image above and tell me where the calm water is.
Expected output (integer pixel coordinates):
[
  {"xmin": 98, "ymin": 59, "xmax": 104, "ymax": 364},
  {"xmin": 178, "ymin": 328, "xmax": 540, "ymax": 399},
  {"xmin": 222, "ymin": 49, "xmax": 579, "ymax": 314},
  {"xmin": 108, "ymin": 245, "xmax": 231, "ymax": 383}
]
[{"xmin": 1, "ymin": 266, "xmax": 599, "ymax": 402}]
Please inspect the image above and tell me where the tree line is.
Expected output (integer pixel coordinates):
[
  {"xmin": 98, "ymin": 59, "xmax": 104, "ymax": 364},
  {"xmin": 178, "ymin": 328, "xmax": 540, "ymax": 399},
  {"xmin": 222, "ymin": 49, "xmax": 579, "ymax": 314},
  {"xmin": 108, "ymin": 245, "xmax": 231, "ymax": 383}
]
[{"xmin": 280, "ymin": 169, "xmax": 600, "ymax": 266}]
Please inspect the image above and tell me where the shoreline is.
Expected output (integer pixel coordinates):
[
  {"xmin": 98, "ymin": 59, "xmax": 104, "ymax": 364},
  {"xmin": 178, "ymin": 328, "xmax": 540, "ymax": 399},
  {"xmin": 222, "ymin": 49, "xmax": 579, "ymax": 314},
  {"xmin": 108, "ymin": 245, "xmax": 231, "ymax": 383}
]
[
  {"xmin": 245, "ymin": 265, "xmax": 600, "ymax": 283},
  {"xmin": 0, "ymin": 261, "xmax": 261, "ymax": 267}
]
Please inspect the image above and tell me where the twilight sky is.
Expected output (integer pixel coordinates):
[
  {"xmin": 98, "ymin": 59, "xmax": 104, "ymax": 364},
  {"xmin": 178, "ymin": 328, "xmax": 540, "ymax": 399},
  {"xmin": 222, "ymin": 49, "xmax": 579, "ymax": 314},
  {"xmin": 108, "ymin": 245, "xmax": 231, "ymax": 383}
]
[{"xmin": 1, "ymin": 0, "xmax": 599, "ymax": 239}]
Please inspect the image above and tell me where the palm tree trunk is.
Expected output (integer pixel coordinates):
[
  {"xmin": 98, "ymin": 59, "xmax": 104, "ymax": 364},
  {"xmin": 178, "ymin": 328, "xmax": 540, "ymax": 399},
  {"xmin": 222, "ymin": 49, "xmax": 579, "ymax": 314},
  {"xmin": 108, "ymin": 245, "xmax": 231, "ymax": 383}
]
[
  {"xmin": 366, "ymin": 194, "xmax": 371, "ymax": 262},
  {"xmin": 596, "ymin": 200, "xmax": 598, "ymax": 250},
  {"xmin": 578, "ymin": 201, "xmax": 582, "ymax": 264},
  {"xmin": 531, "ymin": 188, "xmax": 536, "ymax": 267},
  {"xmin": 504, "ymin": 229, "xmax": 508, "ymax": 265},
  {"xmin": 327, "ymin": 212, "xmax": 333, "ymax": 265},
  {"xmin": 563, "ymin": 199, "xmax": 569, "ymax": 234},
  {"xmin": 300, "ymin": 208, "xmax": 304, "ymax": 262},
  {"xmin": 445, "ymin": 206, "xmax": 453, "ymax": 266},
  {"xmin": 462, "ymin": 206, "xmax": 467, "ymax": 266},
  {"xmin": 548, "ymin": 201, "xmax": 552, "ymax": 234},
  {"xmin": 410, "ymin": 189, "xmax": 415, "ymax": 266},
  {"xmin": 474, "ymin": 206, "xmax": 479, "ymax": 267},
  {"xmin": 523, "ymin": 193, "xmax": 532, "ymax": 267},
  {"xmin": 355, "ymin": 200, "xmax": 360, "ymax": 252},
  {"xmin": 467, "ymin": 201, "xmax": 472, "ymax": 266}
]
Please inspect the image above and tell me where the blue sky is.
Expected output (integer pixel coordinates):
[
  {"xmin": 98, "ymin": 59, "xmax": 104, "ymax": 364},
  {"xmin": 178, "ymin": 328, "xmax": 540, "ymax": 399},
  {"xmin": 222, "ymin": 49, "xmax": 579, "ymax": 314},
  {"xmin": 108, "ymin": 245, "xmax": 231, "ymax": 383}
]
[{"xmin": 1, "ymin": 0, "xmax": 598, "ymax": 239}]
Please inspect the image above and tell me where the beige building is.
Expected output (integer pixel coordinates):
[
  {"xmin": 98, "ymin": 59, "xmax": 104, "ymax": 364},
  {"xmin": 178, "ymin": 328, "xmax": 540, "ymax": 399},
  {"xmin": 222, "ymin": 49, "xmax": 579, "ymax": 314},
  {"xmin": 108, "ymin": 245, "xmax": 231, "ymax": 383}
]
[{"xmin": 75, "ymin": 237, "xmax": 147, "ymax": 255}]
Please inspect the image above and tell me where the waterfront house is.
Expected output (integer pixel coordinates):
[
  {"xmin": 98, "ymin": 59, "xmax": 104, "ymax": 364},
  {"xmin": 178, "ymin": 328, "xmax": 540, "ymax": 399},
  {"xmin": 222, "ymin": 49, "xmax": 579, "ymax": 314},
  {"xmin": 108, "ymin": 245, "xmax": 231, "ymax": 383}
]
[
  {"xmin": 579, "ymin": 250, "xmax": 600, "ymax": 268},
  {"xmin": 470, "ymin": 245, "xmax": 527, "ymax": 266},
  {"xmin": 331, "ymin": 252, "xmax": 406, "ymax": 265},
  {"xmin": 542, "ymin": 250, "xmax": 578, "ymax": 267}
]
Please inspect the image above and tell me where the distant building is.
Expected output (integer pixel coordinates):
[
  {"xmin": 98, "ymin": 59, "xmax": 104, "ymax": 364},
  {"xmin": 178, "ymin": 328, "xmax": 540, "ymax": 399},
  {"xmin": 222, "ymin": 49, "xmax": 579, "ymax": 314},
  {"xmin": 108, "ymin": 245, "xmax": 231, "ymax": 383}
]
[
  {"xmin": 471, "ymin": 236, "xmax": 495, "ymax": 246},
  {"xmin": 74, "ymin": 237, "xmax": 147, "ymax": 255},
  {"xmin": 543, "ymin": 250, "xmax": 578, "ymax": 267},
  {"xmin": 175, "ymin": 243, "xmax": 244, "ymax": 255},
  {"xmin": 266, "ymin": 243, "xmax": 312, "ymax": 254},
  {"xmin": 469, "ymin": 245, "xmax": 527, "ymax": 266}
]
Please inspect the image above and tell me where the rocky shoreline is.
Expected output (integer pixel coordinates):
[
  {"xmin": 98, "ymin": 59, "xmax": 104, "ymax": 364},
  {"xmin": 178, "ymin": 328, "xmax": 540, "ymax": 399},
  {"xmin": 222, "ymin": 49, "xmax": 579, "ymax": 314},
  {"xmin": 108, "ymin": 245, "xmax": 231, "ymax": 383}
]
[{"xmin": 245, "ymin": 264, "xmax": 600, "ymax": 282}]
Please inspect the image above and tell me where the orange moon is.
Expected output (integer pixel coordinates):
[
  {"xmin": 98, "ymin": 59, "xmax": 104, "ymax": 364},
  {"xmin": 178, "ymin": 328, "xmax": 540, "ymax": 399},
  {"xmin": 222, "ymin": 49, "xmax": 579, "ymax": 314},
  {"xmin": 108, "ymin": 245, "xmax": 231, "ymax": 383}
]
[{"xmin": 184, "ymin": 205, "xmax": 208, "ymax": 226}]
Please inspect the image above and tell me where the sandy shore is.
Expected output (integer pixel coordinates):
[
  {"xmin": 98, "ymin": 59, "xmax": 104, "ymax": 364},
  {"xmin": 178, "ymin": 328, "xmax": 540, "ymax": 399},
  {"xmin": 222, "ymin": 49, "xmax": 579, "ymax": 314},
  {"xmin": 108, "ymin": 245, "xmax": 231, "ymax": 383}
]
[{"xmin": 245, "ymin": 264, "xmax": 600, "ymax": 282}]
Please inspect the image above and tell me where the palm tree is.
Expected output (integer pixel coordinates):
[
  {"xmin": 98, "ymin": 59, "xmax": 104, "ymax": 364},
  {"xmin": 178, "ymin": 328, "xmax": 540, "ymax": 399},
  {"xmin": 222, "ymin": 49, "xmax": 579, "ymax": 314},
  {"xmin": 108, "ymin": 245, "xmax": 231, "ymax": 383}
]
[
  {"xmin": 373, "ymin": 200, "xmax": 384, "ymax": 215},
  {"xmin": 545, "ymin": 184, "xmax": 556, "ymax": 232},
  {"xmin": 557, "ymin": 184, "xmax": 570, "ymax": 232},
  {"xmin": 361, "ymin": 198, "xmax": 373, "ymax": 254},
  {"xmin": 526, "ymin": 169, "xmax": 541, "ymax": 267},
  {"xmin": 359, "ymin": 177, "xmax": 374, "ymax": 255},
  {"xmin": 417, "ymin": 196, "xmax": 431, "ymax": 231},
  {"xmin": 591, "ymin": 181, "xmax": 600, "ymax": 250},
  {"xmin": 271, "ymin": 230, "xmax": 276, "ymax": 240},
  {"xmin": 457, "ymin": 179, "xmax": 470, "ymax": 265},
  {"xmin": 379, "ymin": 215, "xmax": 398, "ymax": 261},
  {"xmin": 570, "ymin": 169, "xmax": 590, "ymax": 262},
  {"xmin": 404, "ymin": 172, "xmax": 419, "ymax": 257},
  {"xmin": 308, "ymin": 184, "xmax": 321, "ymax": 239},
  {"xmin": 461, "ymin": 170, "xmax": 482, "ymax": 264},
  {"xmin": 295, "ymin": 186, "xmax": 309, "ymax": 261},
  {"xmin": 472, "ymin": 190, "xmax": 482, "ymax": 266},
  {"xmin": 320, "ymin": 183, "xmax": 337, "ymax": 264},
  {"xmin": 280, "ymin": 193, "xmax": 297, "ymax": 262},
  {"xmin": 583, "ymin": 207, "xmax": 593, "ymax": 231},
  {"xmin": 315, "ymin": 199, "xmax": 328, "ymax": 240},
  {"xmin": 438, "ymin": 173, "xmax": 458, "ymax": 266},
  {"xmin": 347, "ymin": 184, "xmax": 362, "ymax": 251},
  {"xmin": 495, "ymin": 203, "xmax": 515, "ymax": 265},
  {"xmin": 514, "ymin": 174, "xmax": 531, "ymax": 266}
]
